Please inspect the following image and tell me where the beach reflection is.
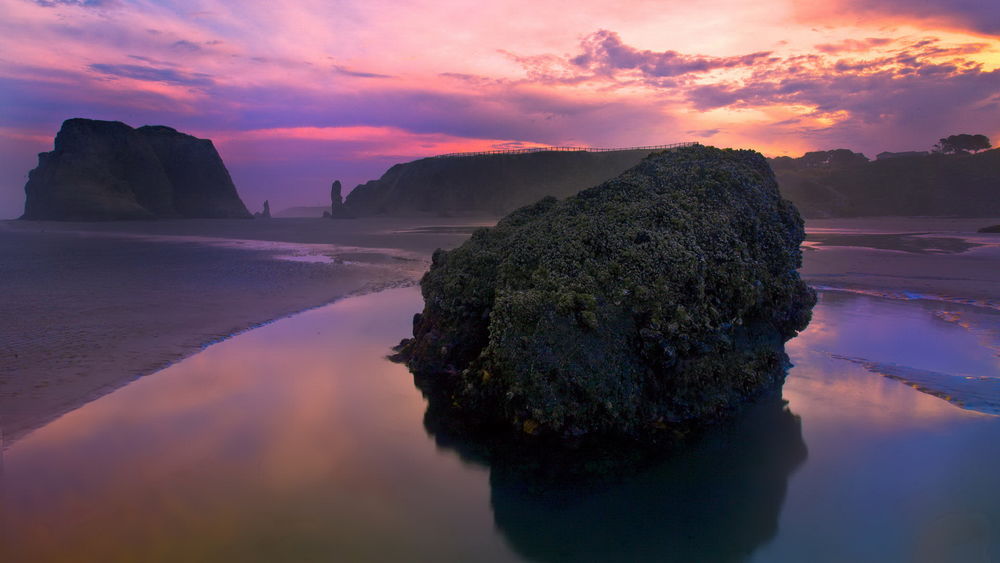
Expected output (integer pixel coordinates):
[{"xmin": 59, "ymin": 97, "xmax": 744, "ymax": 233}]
[
  {"xmin": 424, "ymin": 394, "xmax": 807, "ymax": 563},
  {"xmin": 2, "ymin": 287, "xmax": 999, "ymax": 562},
  {"xmin": 1, "ymin": 289, "xmax": 510, "ymax": 562}
]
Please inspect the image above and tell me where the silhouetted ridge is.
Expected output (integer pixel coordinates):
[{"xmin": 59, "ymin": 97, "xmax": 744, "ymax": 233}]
[
  {"xmin": 346, "ymin": 144, "xmax": 1000, "ymax": 219},
  {"xmin": 770, "ymin": 148, "xmax": 1000, "ymax": 217},
  {"xmin": 344, "ymin": 146, "xmax": 695, "ymax": 217}
]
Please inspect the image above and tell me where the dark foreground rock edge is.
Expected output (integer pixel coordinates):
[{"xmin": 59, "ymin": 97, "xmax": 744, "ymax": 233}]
[
  {"xmin": 21, "ymin": 118, "xmax": 252, "ymax": 221},
  {"xmin": 393, "ymin": 145, "xmax": 816, "ymax": 449}
]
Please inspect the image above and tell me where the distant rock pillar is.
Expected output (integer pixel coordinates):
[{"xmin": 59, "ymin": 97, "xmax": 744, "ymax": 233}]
[
  {"xmin": 331, "ymin": 180, "xmax": 343, "ymax": 208},
  {"xmin": 329, "ymin": 180, "xmax": 354, "ymax": 219},
  {"xmin": 255, "ymin": 199, "xmax": 271, "ymax": 219}
]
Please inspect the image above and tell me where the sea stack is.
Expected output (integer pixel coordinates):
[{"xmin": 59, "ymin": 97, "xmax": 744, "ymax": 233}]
[
  {"xmin": 327, "ymin": 180, "xmax": 354, "ymax": 218},
  {"xmin": 254, "ymin": 200, "xmax": 271, "ymax": 219},
  {"xmin": 396, "ymin": 145, "xmax": 816, "ymax": 441},
  {"xmin": 21, "ymin": 118, "xmax": 252, "ymax": 220}
]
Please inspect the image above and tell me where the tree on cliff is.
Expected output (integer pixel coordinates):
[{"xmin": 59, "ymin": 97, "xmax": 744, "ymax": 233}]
[{"xmin": 934, "ymin": 134, "xmax": 992, "ymax": 154}]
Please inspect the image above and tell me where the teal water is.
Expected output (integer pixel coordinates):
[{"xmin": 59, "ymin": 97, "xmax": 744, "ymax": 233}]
[{"xmin": 1, "ymin": 288, "xmax": 998, "ymax": 562}]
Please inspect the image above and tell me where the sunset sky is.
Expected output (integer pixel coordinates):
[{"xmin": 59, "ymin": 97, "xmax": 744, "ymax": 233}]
[{"xmin": 1, "ymin": 0, "xmax": 998, "ymax": 217}]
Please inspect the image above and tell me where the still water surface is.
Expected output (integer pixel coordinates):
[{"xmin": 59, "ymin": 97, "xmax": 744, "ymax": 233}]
[{"xmin": 2, "ymin": 289, "xmax": 998, "ymax": 562}]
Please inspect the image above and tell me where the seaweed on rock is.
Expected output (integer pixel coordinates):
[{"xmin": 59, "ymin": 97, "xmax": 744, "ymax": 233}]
[{"xmin": 396, "ymin": 145, "xmax": 816, "ymax": 441}]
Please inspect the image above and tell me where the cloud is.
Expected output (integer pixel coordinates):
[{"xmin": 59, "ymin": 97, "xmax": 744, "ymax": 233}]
[
  {"xmin": 686, "ymin": 128, "xmax": 721, "ymax": 138},
  {"xmin": 170, "ymin": 40, "xmax": 202, "ymax": 52},
  {"xmin": 331, "ymin": 65, "xmax": 393, "ymax": 79},
  {"xmin": 797, "ymin": 0, "xmax": 1000, "ymax": 35},
  {"xmin": 815, "ymin": 38, "xmax": 893, "ymax": 53},
  {"xmin": 570, "ymin": 30, "xmax": 771, "ymax": 78},
  {"xmin": 127, "ymin": 55, "xmax": 179, "ymax": 67},
  {"xmin": 32, "ymin": 0, "xmax": 117, "ymax": 7},
  {"xmin": 88, "ymin": 63, "xmax": 215, "ymax": 87},
  {"xmin": 497, "ymin": 30, "xmax": 1000, "ymax": 156}
]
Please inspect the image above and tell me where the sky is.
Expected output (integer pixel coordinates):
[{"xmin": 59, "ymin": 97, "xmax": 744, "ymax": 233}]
[{"xmin": 1, "ymin": 0, "xmax": 998, "ymax": 218}]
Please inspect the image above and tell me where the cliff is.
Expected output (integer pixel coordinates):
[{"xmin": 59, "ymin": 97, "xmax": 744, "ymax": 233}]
[
  {"xmin": 344, "ymin": 149, "xmax": 660, "ymax": 217},
  {"xmin": 22, "ymin": 118, "xmax": 251, "ymax": 220},
  {"xmin": 395, "ymin": 145, "xmax": 815, "ymax": 441},
  {"xmin": 770, "ymin": 148, "xmax": 1000, "ymax": 217},
  {"xmin": 345, "ymin": 146, "xmax": 1000, "ymax": 219}
]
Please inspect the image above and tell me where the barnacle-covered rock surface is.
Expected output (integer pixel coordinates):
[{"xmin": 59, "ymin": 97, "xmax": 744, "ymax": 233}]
[{"xmin": 397, "ymin": 145, "xmax": 816, "ymax": 440}]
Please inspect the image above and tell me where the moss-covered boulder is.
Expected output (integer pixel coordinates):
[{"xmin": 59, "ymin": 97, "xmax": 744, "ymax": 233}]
[{"xmin": 397, "ymin": 145, "xmax": 815, "ymax": 440}]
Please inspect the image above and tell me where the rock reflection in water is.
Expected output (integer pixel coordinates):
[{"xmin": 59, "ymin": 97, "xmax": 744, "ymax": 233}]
[{"xmin": 421, "ymin": 392, "xmax": 807, "ymax": 562}]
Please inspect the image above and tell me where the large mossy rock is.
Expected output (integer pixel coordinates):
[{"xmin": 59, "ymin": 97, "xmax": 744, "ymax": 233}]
[
  {"xmin": 398, "ymin": 145, "xmax": 816, "ymax": 440},
  {"xmin": 22, "ymin": 118, "xmax": 251, "ymax": 220}
]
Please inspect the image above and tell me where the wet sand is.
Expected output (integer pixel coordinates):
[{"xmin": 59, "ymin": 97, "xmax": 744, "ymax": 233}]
[
  {"xmin": 801, "ymin": 217, "xmax": 1000, "ymax": 307},
  {"xmin": 2, "ymin": 215, "xmax": 998, "ymax": 446},
  {"xmin": 0, "ymin": 217, "xmax": 487, "ymax": 445},
  {"xmin": 2, "ymin": 287, "xmax": 997, "ymax": 562}
]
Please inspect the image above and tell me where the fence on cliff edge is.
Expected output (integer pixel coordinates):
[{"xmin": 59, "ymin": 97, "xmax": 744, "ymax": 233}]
[{"xmin": 432, "ymin": 141, "xmax": 698, "ymax": 159}]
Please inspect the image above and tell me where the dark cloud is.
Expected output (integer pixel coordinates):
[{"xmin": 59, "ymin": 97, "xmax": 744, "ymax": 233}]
[
  {"xmin": 88, "ymin": 63, "xmax": 215, "ymax": 87},
  {"xmin": 686, "ymin": 128, "xmax": 721, "ymax": 138},
  {"xmin": 127, "ymin": 54, "xmax": 179, "ymax": 67},
  {"xmin": 331, "ymin": 65, "xmax": 393, "ymax": 79},
  {"xmin": 170, "ymin": 40, "xmax": 201, "ymax": 52},
  {"xmin": 570, "ymin": 30, "xmax": 771, "ymax": 78}
]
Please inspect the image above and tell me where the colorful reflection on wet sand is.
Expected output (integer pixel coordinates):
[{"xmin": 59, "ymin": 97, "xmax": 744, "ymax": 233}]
[{"xmin": 2, "ymin": 288, "xmax": 998, "ymax": 562}]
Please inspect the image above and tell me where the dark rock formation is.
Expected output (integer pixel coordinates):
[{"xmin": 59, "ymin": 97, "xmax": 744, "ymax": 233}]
[
  {"xmin": 135, "ymin": 125, "xmax": 251, "ymax": 219},
  {"xmin": 980, "ymin": 224, "xmax": 1000, "ymax": 233},
  {"xmin": 22, "ymin": 118, "xmax": 251, "ymax": 220},
  {"xmin": 395, "ymin": 145, "xmax": 815, "ymax": 442},
  {"xmin": 254, "ymin": 200, "xmax": 271, "ymax": 219},
  {"xmin": 327, "ymin": 180, "xmax": 354, "ymax": 219},
  {"xmin": 343, "ymin": 149, "xmax": 661, "ymax": 217},
  {"xmin": 343, "ymin": 143, "xmax": 1000, "ymax": 219}
]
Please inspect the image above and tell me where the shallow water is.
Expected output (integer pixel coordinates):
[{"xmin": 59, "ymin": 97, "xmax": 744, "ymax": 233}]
[{"xmin": 2, "ymin": 289, "xmax": 998, "ymax": 562}]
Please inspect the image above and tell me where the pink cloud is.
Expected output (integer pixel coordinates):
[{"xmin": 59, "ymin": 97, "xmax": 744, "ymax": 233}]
[
  {"xmin": 796, "ymin": 0, "xmax": 1000, "ymax": 36},
  {"xmin": 570, "ymin": 30, "xmax": 772, "ymax": 78}
]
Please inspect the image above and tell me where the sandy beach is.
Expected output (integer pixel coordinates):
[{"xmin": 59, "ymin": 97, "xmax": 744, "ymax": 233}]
[
  {"xmin": 801, "ymin": 217, "xmax": 1000, "ymax": 308},
  {"xmin": 2, "ymin": 215, "xmax": 998, "ymax": 446}
]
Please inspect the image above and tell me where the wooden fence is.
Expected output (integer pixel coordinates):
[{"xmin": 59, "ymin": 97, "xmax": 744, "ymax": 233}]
[{"xmin": 433, "ymin": 141, "xmax": 698, "ymax": 159}]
